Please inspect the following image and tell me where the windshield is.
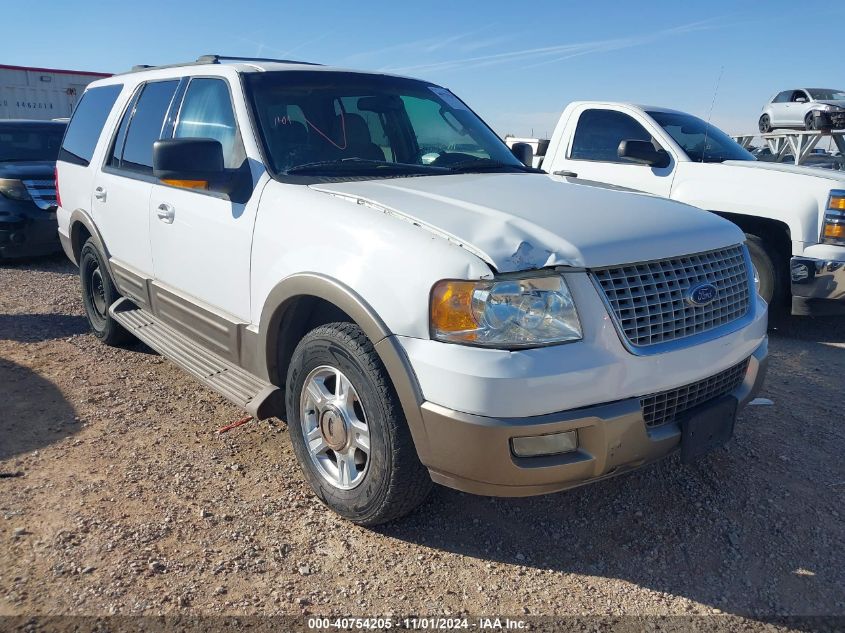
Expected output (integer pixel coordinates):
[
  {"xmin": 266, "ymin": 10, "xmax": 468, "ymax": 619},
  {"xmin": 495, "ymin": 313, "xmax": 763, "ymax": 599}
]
[
  {"xmin": 244, "ymin": 71, "xmax": 526, "ymax": 177},
  {"xmin": 647, "ymin": 111, "xmax": 753, "ymax": 163},
  {"xmin": 0, "ymin": 124, "xmax": 66, "ymax": 162},
  {"xmin": 807, "ymin": 89, "xmax": 845, "ymax": 101}
]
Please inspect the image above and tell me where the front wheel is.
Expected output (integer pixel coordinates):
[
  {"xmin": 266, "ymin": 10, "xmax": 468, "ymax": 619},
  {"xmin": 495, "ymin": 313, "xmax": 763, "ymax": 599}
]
[
  {"xmin": 805, "ymin": 113, "xmax": 816, "ymax": 131},
  {"xmin": 286, "ymin": 322, "xmax": 432, "ymax": 525},
  {"xmin": 79, "ymin": 239, "xmax": 131, "ymax": 345},
  {"xmin": 759, "ymin": 114, "xmax": 772, "ymax": 133}
]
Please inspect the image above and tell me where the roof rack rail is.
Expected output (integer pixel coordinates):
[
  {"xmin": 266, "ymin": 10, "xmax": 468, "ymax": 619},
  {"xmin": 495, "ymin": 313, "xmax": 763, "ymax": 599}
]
[
  {"xmin": 126, "ymin": 60, "xmax": 211, "ymax": 74},
  {"xmin": 125, "ymin": 55, "xmax": 320, "ymax": 74},
  {"xmin": 196, "ymin": 55, "xmax": 321, "ymax": 66}
]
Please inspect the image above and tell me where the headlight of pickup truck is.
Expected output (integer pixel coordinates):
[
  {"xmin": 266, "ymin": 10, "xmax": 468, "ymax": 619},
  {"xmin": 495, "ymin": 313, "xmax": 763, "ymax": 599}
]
[
  {"xmin": 430, "ymin": 275, "xmax": 582, "ymax": 348},
  {"xmin": 821, "ymin": 190, "xmax": 845, "ymax": 245}
]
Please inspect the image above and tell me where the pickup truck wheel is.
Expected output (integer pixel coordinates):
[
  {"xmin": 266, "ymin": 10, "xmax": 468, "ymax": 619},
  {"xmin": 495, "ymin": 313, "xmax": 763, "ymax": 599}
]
[
  {"xmin": 79, "ymin": 239, "xmax": 131, "ymax": 345},
  {"xmin": 286, "ymin": 322, "xmax": 432, "ymax": 525},
  {"xmin": 758, "ymin": 115, "xmax": 772, "ymax": 133},
  {"xmin": 745, "ymin": 233, "xmax": 783, "ymax": 308}
]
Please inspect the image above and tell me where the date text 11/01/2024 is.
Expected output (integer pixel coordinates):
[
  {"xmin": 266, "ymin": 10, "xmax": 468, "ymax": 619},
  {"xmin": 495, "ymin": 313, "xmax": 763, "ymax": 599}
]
[{"xmin": 306, "ymin": 617, "xmax": 528, "ymax": 630}]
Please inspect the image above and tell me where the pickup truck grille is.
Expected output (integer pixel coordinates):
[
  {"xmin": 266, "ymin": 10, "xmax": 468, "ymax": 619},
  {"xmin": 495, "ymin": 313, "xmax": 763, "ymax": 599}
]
[
  {"xmin": 22, "ymin": 179, "xmax": 57, "ymax": 210},
  {"xmin": 640, "ymin": 358, "xmax": 750, "ymax": 428},
  {"xmin": 591, "ymin": 245, "xmax": 751, "ymax": 349}
]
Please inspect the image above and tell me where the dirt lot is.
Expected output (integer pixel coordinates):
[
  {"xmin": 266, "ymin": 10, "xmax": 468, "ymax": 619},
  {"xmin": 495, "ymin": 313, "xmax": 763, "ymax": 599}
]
[{"xmin": 1, "ymin": 256, "xmax": 843, "ymax": 625}]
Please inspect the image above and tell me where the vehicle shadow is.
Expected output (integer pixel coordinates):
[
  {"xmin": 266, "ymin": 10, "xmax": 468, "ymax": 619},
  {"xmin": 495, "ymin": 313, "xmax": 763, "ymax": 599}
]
[
  {"xmin": 0, "ymin": 252, "xmax": 75, "ymax": 274},
  {"xmin": 0, "ymin": 313, "xmax": 89, "ymax": 342},
  {"xmin": 769, "ymin": 314, "xmax": 845, "ymax": 344},
  {"xmin": 0, "ymin": 358, "xmax": 80, "ymax": 462},
  {"xmin": 379, "ymin": 325, "xmax": 844, "ymax": 621}
]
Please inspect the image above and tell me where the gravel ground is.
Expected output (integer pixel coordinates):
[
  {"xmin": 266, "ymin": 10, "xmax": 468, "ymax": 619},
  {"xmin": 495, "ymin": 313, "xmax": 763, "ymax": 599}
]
[{"xmin": 1, "ymin": 256, "xmax": 843, "ymax": 626}]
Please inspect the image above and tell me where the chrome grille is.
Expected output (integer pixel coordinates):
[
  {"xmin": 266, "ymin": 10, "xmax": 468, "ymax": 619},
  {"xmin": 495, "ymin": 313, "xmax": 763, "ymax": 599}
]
[
  {"xmin": 640, "ymin": 358, "xmax": 749, "ymax": 428},
  {"xmin": 592, "ymin": 245, "xmax": 751, "ymax": 348},
  {"xmin": 22, "ymin": 179, "xmax": 57, "ymax": 210}
]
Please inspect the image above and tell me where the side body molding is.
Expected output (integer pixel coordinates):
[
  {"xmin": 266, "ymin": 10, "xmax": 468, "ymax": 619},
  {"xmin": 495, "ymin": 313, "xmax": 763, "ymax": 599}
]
[{"xmin": 255, "ymin": 273, "xmax": 432, "ymax": 462}]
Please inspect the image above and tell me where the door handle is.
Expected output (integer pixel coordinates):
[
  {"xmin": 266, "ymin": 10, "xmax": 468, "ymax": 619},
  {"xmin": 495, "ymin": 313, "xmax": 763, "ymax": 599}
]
[
  {"xmin": 156, "ymin": 203, "xmax": 175, "ymax": 224},
  {"xmin": 94, "ymin": 187, "xmax": 107, "ymax": 202},
  {"xmin": 553, "ymin": 170, "xmax": 578, "ymax": 178}
]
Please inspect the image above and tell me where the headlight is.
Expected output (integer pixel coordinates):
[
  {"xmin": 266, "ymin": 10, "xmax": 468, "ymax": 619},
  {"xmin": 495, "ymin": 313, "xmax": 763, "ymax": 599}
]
[
  {"xmin": 821, "ymin": 190, "xmax": 845, "ymax": 245},
  {"xmin": 0, "ymin": 179, "xmax": 31, "ymax": 201},
  {"xmin": 430, "ymin": 274, "xmax": 582, "ymax": 348}
]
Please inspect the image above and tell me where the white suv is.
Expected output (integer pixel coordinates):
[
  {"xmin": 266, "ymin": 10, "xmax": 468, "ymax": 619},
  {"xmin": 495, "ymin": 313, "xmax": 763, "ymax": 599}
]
[{"xmin": 55, "ymin": 56, "xmax": 768, "ymax": 524}]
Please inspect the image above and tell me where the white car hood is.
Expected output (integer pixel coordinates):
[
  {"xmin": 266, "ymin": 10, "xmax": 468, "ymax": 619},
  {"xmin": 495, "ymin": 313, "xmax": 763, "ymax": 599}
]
[
  {"xmin": 723, "ymin": 160, "xmax": 845, "ymax": 182},
  {"xmin": 310, "ymin": 173, "xmax": 743, "ymax": 272}
]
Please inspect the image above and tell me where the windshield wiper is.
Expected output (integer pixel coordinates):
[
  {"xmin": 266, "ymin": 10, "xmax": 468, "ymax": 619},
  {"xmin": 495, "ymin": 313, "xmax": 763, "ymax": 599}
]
[
  {"xmin": 446, "ymin": 159, "xmax": 541, "ymax": 174},
  {"xmin": 284, "ymin": 158, "xmax": 447, "ymax": 175}
]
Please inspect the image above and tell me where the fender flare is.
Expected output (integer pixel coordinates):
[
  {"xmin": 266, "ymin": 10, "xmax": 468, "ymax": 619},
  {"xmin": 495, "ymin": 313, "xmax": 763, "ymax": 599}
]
[
  {"xmin": 68, "ymin": 209, "xmax": 114, "ymax": 278},
  {"xmin": 257, "ymin": 272, "xmax": 431, "ymax": 462}
]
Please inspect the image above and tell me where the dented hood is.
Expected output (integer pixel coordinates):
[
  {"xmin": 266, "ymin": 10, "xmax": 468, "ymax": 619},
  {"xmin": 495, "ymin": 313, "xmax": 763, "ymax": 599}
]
[{"xmin": 310, "ymin": 173, "xmax": 743, "ymax": 272}]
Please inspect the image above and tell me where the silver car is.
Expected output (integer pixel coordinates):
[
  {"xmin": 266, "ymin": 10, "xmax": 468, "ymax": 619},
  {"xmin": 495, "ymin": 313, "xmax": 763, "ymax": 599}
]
[{"xmin": 759, "ymin": 88, "xmax": 845, "ymax": 132}]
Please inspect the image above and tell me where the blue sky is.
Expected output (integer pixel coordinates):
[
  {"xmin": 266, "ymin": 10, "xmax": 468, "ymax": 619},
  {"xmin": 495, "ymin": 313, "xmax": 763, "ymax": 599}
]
[{"xmin": 4, "ymin": 0, "xmax": 844, "ymax": 137}]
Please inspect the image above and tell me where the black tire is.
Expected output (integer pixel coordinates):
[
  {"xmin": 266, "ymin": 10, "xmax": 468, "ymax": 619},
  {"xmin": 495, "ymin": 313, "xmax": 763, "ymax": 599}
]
[
  {"xmin": 758, "ymin": 115, "xmax": 772, "ymax": 133},
  {"xmin": 745, "ymin": 233, "xmax": 784, "ymax": 309},
  {"xmin": 805, "ymin": 113, "xmax": 816, "ymax": 131},
  {"xmin": 79, "ymin": 238, "xmax": 131, "ymax": 345},
  {"xmin": 286, "ymin": 322, "xmax": 432, "ymax": 525}
]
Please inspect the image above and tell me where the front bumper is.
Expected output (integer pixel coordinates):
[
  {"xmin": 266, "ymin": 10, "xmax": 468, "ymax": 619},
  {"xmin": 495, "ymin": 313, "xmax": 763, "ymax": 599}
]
[
  {"xmin": 0, "ymin": 199, "xmax": 61, "ymax": 259},
  {"xmin": 419, "ymin": 339, "xmax": 768, "ymax": 497},
  {"xmin": 791, "ymin": 254, "xmax": 845, "ymax": 316}
]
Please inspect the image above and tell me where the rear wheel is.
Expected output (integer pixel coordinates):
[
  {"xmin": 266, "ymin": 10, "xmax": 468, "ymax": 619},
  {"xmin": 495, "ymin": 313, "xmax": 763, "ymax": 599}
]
[
  {"xmin": 745, "ymin": 233, "xmax": 784, "ymax": 309},
  {"xmin": 758, "ymin": 114, "xmax": 772, "ymax": 133},
  {"xmin": 286, "ymin": 322, "xmax": 432, "ymax": 525},
  {"xmin": 79, "ymin": 239, "xmax": 131, "ymax": 345}
]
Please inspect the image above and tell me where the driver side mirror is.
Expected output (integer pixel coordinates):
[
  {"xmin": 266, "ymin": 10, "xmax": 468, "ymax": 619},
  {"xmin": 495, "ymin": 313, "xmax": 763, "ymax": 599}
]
[
  {"xmin": 617, "ymin": 139, "xmax": 670, "ymax": 168},
  {"xmin": 795, "ymin": 97, "xmax": 808, "ymax": 103},
  {"xmin": 511, "ymin": 142, "xmax": 534, "ymax": 166},
  {"xmin": 153, "ymin": 138, "xmax": 237, "ymax": 194}
]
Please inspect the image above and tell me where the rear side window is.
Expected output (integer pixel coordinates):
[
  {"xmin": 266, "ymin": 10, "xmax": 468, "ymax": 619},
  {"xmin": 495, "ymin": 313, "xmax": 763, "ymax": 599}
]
[
  {"xmin": 59, "ymin": 84, "xmax": 123, "ymax": 166},
  {"xmin": 117, "ymin": 80, "xmax": 179, "ymax": 174},
  {"xmin": 174, "ymin": 78, "xmax": 245, "ymax": 169},
  {"xmin": 570, "ymin": 109, "xmax": 652, "ymax": 162}
]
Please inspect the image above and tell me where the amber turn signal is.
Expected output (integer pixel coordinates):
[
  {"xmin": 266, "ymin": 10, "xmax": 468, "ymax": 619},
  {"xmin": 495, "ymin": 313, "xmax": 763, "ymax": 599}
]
[
  {"xmin": 829, "ymin": 195, "xmax": 845, "ymax": 211},
  {"xmin": 824, "ymin": 223, "xmax": 844, "ymax": 239},
  {"xmin": 161, "ymin": 178, "xmax": 208, "ymax": 190},
  {"xmin": 430, "ymin": 280, "xmax": 479, "ymax": 333}
]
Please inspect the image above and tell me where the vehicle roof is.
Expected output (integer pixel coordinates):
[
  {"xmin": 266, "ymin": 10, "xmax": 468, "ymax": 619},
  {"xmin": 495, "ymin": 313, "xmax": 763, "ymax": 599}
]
[
  {"xmin": 0, "ymin": 119, "xmax": 67, "ymax": 126},
  {"xmin": 567, "ymin": 101, "xmax": 692, "ymax": 116},
  {"xmin": 88, "ymin": 58, "xmax": 418, "ymax": 89}
]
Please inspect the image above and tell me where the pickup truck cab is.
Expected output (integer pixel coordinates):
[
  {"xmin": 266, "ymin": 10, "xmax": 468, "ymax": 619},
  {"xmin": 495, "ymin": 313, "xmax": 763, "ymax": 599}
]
[
  {"xmin": 535, "ymin": 102, "xmax": 845, "ymax": 316},
  {"xmin": 56, "ymin": 58, "xmax": 767, "ymax": 524}
]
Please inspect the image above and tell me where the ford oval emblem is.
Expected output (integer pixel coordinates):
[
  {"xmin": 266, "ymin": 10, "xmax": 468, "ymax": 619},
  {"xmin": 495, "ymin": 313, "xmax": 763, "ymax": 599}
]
[{"xmin": 687, "ymin": 283, "xmax": 718, "ymax": 307}]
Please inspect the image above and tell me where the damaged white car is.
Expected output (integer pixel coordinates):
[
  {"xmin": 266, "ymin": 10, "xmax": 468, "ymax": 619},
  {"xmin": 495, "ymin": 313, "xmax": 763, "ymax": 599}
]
[{"xmin": 56, "ymin": 56, "xmax": 768, "ymax": 524}]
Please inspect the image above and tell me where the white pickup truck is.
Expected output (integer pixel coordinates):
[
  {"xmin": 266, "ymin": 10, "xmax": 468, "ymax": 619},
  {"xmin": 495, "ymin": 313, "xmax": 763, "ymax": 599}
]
[{"xmin": 515, "ymin": 102, "xmax": 845, "ymax": 315}]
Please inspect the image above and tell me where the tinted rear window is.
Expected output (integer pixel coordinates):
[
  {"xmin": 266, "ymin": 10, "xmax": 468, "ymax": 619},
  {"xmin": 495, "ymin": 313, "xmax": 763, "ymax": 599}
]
[
  {"xmin": 0, "ymin": 124, "xmax": 66, "ymax": 162},
  {"xmin": 59, "ymin": 84, "xmax": 123, "ymax": 166}
]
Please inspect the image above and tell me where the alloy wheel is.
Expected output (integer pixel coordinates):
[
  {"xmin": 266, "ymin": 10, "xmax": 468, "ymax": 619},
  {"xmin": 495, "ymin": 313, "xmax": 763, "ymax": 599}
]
[{"xmin": 299, "ymin": 365, "xmax": 371, "ymax": 490}]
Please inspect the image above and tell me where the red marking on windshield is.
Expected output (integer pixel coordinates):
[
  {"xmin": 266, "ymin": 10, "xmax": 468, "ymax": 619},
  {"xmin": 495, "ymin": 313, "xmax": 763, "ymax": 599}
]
[{"xmin": 305, "ymin": 113, "xmax": 347, "ymax": 150}]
